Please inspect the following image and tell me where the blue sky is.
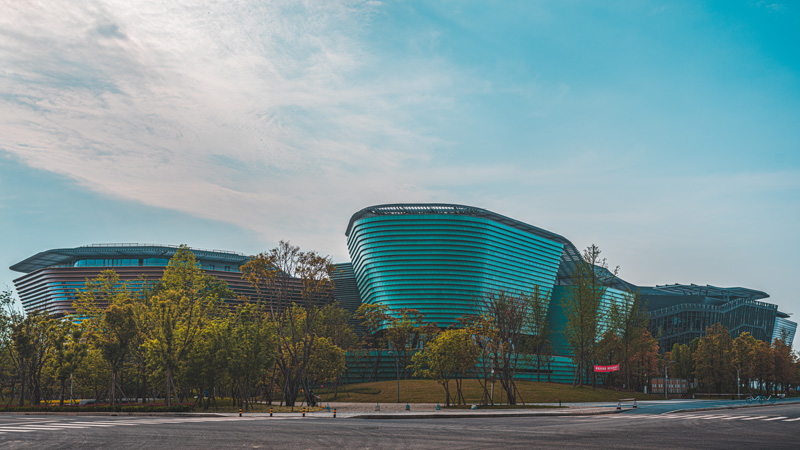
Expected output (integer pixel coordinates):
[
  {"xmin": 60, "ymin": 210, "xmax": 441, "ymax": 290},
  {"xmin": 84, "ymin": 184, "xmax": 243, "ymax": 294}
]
[{"xmin": 1, "ymin": 1, "xmax": 798, "ymax": 334}]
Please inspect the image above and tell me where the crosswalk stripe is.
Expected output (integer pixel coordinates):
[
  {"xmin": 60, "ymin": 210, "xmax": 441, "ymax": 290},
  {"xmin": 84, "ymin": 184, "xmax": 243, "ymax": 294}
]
[
  {"xmin": 740, "ymin": 416, "xmax": 768, "ymax": 420},
  {"xmin": 0, "ymin": 428, "xmax": 36, "ymax": 433},
  {"xmin": 782, "ymin": 417, "xmax": 800, "ymax": 422},
  {"xmin": 762, "ymin": 417, "xmax": 787, "ymax": 421},
  {"xmin": 721, "ymin": 416, "xmax": 745, "ymax": 420},
  {"xmin": 701, "ymin": 415, "xmax": 730, "ymax": 420}
]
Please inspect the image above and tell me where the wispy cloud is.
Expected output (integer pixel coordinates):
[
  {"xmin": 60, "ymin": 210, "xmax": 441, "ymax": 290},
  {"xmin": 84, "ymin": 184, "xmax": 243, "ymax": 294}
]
[{"xmin": 0, "ymin": 0, "xmax": 465, "ymax": 250}]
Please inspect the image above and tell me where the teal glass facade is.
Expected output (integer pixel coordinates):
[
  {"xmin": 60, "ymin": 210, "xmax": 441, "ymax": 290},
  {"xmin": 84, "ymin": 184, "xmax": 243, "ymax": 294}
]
[{"xmin": 347, "ymin": 207, "xmax": 565, "ymax": 328}]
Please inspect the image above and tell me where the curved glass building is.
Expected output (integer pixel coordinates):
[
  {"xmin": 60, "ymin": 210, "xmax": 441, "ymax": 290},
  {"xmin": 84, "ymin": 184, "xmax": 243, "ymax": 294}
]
[{"xmin": 346, "ymin": 204, "xmax": 586, "ymax": 328}]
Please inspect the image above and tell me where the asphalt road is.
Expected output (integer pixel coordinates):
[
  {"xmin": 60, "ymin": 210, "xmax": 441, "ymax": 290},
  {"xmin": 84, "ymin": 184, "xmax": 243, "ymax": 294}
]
[{"xmin": 1, "ymin": 402, "xmax": 799, "ymax": 449}]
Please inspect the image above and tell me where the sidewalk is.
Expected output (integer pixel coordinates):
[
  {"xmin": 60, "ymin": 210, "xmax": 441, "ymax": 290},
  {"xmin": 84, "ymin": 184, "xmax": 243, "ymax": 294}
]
[{"xmin": 309, "ymin": 402, "xmax": 621, "ymax": 419}]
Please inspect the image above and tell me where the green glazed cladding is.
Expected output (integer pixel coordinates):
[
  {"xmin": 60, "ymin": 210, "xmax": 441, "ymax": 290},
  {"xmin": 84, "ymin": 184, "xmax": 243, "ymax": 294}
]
[{"xmin": 347, "ymin": 214, "xmax": 564, "ymax": 328}]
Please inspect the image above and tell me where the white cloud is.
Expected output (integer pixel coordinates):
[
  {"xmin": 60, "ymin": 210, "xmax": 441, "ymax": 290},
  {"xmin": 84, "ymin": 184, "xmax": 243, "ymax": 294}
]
[{"xmin": 0, "ymin": 0, "xmax": 461, "ymax": 256}]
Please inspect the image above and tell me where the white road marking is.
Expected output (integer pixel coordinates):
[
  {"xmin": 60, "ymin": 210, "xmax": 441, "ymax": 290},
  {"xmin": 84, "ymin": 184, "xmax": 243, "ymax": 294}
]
[
  {"xmin": 762, "ymin": 416, "xmax": 787, "ymax": 421},
  {"xmin": 739, "ymin": 416, "xmax": 768, "ymax": 420},
  {"xmin": 782, "ymin": 417, "xmax": 800, "ymax": 422}
]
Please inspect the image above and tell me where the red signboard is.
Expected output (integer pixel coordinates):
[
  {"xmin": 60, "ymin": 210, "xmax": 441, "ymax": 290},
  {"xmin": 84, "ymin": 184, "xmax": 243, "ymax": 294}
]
[{"xmin": 594, "ymin": 364, "xmax": 620, "ymax": 373}]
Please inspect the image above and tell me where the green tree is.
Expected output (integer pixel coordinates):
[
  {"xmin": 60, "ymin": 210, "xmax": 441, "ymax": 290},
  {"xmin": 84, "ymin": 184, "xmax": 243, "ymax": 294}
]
[
  {"xmin": 412, "ymin": 328, "xmax": 477, "ymax": 406},
  {"xmin": 144, "ymin": 246, "xmax": 230, "ymax": 406},
  {"xmin": 562, "ymin": 244, "xmax": 619, "ymax": 388},
  {"xmin": 385, "ymin": 308, "xmax": 436, "ymax": 379},
  {"xmin": 668, "ymin": 343, "xmax": 694, "ymax": 382},
  {"xmin": 50, "ymin": 321, "xmax": 88, "ymax": 406},
  {"xmin": 12, "ymin": 312, "xmax": 57, "ymax": 405},
  {"xmin": 226, "ymin": 305, "xmax": 277, "ymax": 410},
  {"xmin": 694, "ymin": 323, "xmax": 734, "ymax": 393},
  {"xmin": 606, "ymin": 291, "xmax": 650, "ymax": 389},
  {"xmin": 304, "ymin": 336, "xmax": 346, "ymax": 400},
  {"xmin": 241, "ymin": 241, "xmax": 335, "ymax": 407},
  {"xmin": 1, "ymin": 290, "xmax": 27, "ymax": 406}
]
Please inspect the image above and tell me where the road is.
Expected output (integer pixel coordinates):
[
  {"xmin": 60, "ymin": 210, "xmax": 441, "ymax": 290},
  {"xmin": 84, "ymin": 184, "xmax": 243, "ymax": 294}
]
[{"xmin": 1, "ymin": 402, "xmax": 799, "ymax": 449}]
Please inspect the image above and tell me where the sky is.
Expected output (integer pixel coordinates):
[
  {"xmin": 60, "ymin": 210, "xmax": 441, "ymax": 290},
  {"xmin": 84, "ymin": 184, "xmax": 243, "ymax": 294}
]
[{"xmin": 1, "ymin": 1, "xmax": 798, "ymax": 335}]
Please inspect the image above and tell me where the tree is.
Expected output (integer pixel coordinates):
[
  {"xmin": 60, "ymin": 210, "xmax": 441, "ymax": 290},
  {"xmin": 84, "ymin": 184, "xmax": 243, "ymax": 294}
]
[
  {"xmin": 731, "ymin": 332, "xmax": 757, "ymax": 396},
  {"xmin": 694, "ymin": 323, "xmax": 734, "ymax": 394},
  {"xmin": 525, "ymin": 286, "xmax": 552, "ymax": 383},
  {"xmin": 668, "ymin": 343, "xmax": 694, "ymax": 383},
  {"xmin": 144, "ymin": 246, "xmax": 229, "ymax": 406},
  {"xmin": 605, "ymin": 291, "xmax": 649, "ymax": 389},
  {"xmin": 772, "ymin": 337, "xmax": 795, "ymax": 396},
  {"xmin": 50, "ymin": 321, "xmax": 88, "ymax": 406},
  {"xmin": 476, "ymin": 290, "xmax": 530, "ymax": 405},
  {"xmin": 353, "ymin": 302, "xmax": 393, "ymax": 382},
  {"xmin": 226, "ymin": 305, "xmax": 277, "ymax": 410},
  {"xmin": 562, "ymin": 244, "xmax": 619, "ymax": 388},
  {"xmin": 241, "ymin": 241, "xmax": 335, "ymax": 407},
  {"xmin": 75, "ymin": 270, "xmax": 143, "ymax": 404},
  {"xmin": 752, "ymin": 340, "xmax": 773, "ymax": 394},
  {"xmin": 385, "ymin": 308, "xmax": 436, "ymax": 379},
  {"xmin": 11, "ymin": 311, "xmax": 56, "ymax": 405},
  {"xmin": 412, "ymin": 328, "xmax": 477, "ymax": 406},
  {"xmin": 304, "ymin": 336, "xmax": 346, "ymax": 399}
]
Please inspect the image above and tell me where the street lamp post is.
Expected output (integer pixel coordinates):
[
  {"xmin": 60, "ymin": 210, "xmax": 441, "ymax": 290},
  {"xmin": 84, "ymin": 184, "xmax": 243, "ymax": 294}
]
[
  {"xmin": 737, "ymin": 368, "xmax": 740, "ymax": 400},
  {"xmin": 664, "ymin": 360, "xmax": 675, "ymax": 400},
  {"xmin": 388, "ymin": 350, "xmax": 400, "ymax": 403}
]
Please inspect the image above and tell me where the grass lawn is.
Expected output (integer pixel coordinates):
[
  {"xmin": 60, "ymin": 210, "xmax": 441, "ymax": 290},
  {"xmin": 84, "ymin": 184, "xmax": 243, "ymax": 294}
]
[{"xmin": 317, "ymin": 379, "xmax": 665, "ymax": 404}]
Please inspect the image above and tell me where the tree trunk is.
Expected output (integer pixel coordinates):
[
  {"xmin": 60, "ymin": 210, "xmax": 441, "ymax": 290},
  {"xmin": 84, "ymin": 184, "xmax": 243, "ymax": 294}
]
[
  {"xmin": 111, "ymin": 371, "xmax": 116, "ymax": 406},
  {"xmin": 59, "ymin": 378, "xmax": 66, "ymax": 407},
  {"xmin": 166, "ymin": 365, "xmax": 173, "ymax": 407},
  {"xmin": 18, "ymin": 367, "xmax": 26, "ymax": 407}
]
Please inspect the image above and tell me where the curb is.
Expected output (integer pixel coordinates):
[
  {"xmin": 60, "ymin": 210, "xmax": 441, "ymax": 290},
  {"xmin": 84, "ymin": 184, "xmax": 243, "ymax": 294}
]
[
  {"xmin": 349, "ymin": 408, "xmax": 622, "ymax": 420},
  {"xmin": 12, "ymin": 412, "xmax": 226, "ymax": 417}
]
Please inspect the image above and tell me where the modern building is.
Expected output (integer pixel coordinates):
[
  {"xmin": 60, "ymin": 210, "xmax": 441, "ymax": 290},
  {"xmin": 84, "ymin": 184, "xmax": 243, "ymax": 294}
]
[
  {"xmin": 342, "ymin": 203, "xmax": 796, "ymax": 355},
  {"xmin": 11, "ymin": 204, "xmax": 796, "ymax": 359},
  {"xmin": 642, "ymin": 284, "xmax": 796, "ymax": 351},
  {"xmin": 9, "ymin": 243, "xmax": 303, "ymax": 315}
]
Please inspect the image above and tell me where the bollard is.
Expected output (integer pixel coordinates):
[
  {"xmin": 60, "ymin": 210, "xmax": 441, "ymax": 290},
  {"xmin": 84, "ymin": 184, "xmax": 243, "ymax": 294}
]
[
  {"xmin": 333, "ymin": 408, "xmax": 337, "ymax": 418},
  {"xmin": 633, "ymin": 399, "xmax": 637, "ymax": 408},
  {"xmin": 303, "ymin": 407, "xmax": 306, "ymax": 417},
  {"xmin": 405, "ymin": 403, "xmax": 410, "ymax": 411},
  {"xmin": 375, "ymin": 402, "xmax": 380, "ymax": 411},
  {"xmin": 270, "ymin": 408, "xmax": 273, "ymax": 417},
  {"xmin": 616, "ymin": 400, "xmax": 621, "ymax": 410},
  {"xmin": 239, "ymin": 408, "xmax": 242, "ymax": 417}
]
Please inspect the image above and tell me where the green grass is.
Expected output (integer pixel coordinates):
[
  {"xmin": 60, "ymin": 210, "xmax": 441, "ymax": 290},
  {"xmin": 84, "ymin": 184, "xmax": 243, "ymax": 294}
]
[{"xmin": 318, "ymin": 379, "xmax": 665, "ymax": 404}]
